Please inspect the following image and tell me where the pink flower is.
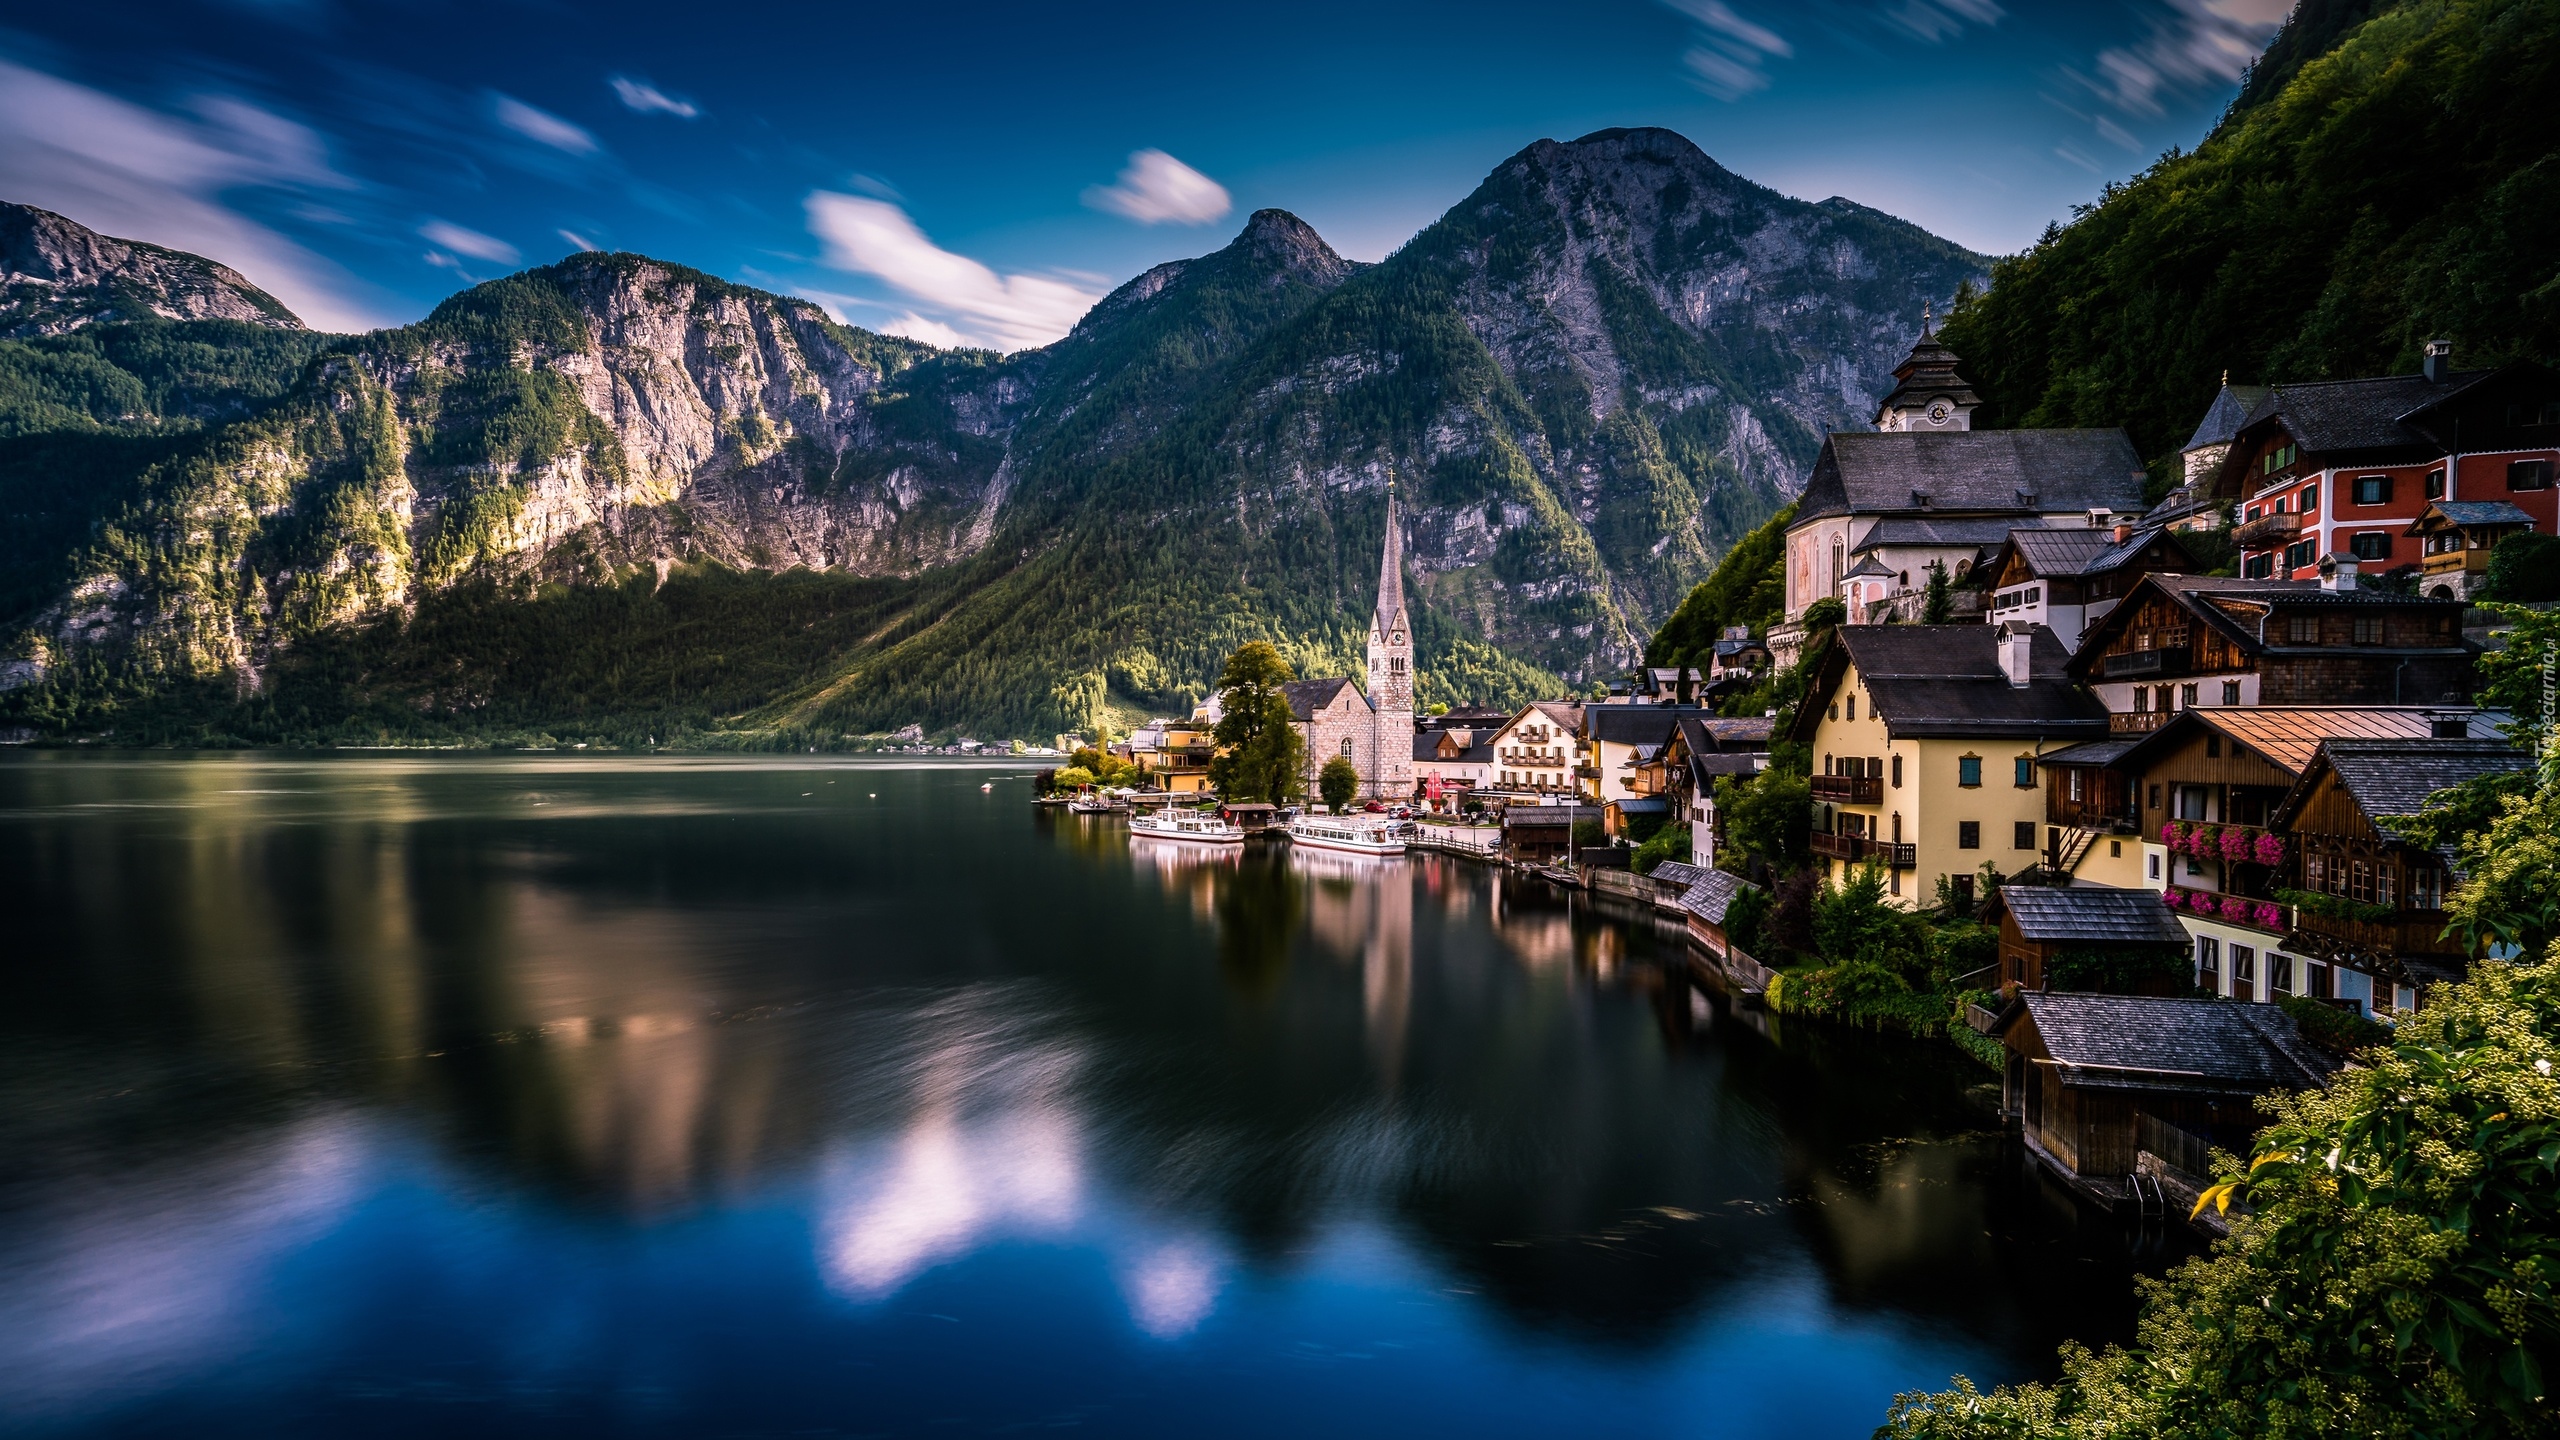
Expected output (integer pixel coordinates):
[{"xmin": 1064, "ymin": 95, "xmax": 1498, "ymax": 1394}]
[
  {"xmin": 2164, "ymin": 888, "xmax": 2190, "ymax": 911},
  {"xmin": 2220, "ymin": 895, "xmax": 2251, "ymax": 921},
  {"xmin": 2254, "ymin": 902, "xmax": 2284, "ymax": 929},
  {"xmin": 2219, "ymin": 828, "xmax": 2253, "ymax": 862},
  {"xmin": 2253, "ymin": 833, "xmax": 2286, "ymax": 867},
  {"xmin": 2160, "ymin": 822, "xmax": 2180, "ymax": 847}
]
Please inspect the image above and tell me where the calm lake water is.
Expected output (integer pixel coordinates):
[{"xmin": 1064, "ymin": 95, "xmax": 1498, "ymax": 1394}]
[{"xmin": 0, "ymin": 755, "xmax": 2185, "ymax": 1438}]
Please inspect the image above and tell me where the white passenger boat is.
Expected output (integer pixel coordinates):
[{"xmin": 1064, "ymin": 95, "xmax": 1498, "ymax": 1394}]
[
  {"xmin": 1066, "ymin": 793, "xmax": 1125, "ymax": 814},
  {"xmin": 1284, "ymin": 815, "xmax": 1412, "ymax": 856},
  {"xmin": 1127, "ymin": 808, "xmax": 1246, "ymax": 845}
]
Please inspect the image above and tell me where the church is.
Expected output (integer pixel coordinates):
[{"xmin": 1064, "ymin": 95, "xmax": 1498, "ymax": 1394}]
[{"xmin": 1281, "ymin": 484, "xmax": 1418, "ymax": 802}]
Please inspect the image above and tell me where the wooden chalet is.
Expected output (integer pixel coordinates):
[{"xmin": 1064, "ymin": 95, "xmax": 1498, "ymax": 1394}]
[
  {"xmin": 1980, "ymin": 522, "xmax": 2194, "ymax": 650},
  {"xmin": 1997, "ymin": 992, "xmax": 2339, "ymax": 1198},
  {"xmin": 1625, "ymin": 715, "xmax": 1773, "ymax": 870},
  {"xmin": 2270, "ymin": 738, "xmax": 2532, "ymax": 991},
  {"xmin": 2404, "ymin": 500, "xmax": 2538, "ymax": 601},
  {"xmin": 1986, "ymin": 885, "xmax": 2191, "ymax": 994},
  {"xmin": 2066, "ymin": 569, "xmax": 2475, "ymax": 725}
]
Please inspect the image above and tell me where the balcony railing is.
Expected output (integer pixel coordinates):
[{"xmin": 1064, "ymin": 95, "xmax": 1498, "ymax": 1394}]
[
  {"xmin": 2288, "ymin": 907, "xmax": 2461, "ymax": 961},
  {"xmin": 2109, "ymin": 710, "xmax": 2169, "ymax": 733},
  {"xmin": 1810, "ymin": 833, "xmax": 1916, "ymax": 868},
  {"xmin": 2420, "ymin": 549, "xmax": 2493, "ymax": 577},
  {"xmin": 1810, "ymin": 774, "xmax": 1883, "ymax": 804},
  {"xmin": 2100, "ymin": 648, "xmax": 2189, "ymax": 679},
  {"xmin": 2232, "ymin": 512, "xmax": 2303, "ymax": 549}
]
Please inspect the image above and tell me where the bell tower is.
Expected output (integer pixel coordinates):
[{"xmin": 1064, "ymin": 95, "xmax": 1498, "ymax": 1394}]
[
  {"xmin": 1874, "ymin": 306, "xmax": 1981, "ymax": 432},
  {"xmin": 1366, "ymin": 479, "xmax": 1416, "ymax": 799}
]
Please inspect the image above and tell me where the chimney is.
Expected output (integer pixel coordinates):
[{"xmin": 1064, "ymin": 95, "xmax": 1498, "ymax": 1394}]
[
  {"xmin": 2319, "ymin": 553, "xmax": 2359, "ymax": 592},
  {"xmin": 1999, "ymin": 621, "xmax": 2034, "ymax": 689},
  {"xmin": 2112, "ymin": 522, "xmax": 2133, "ymax": 544},
  {"xmin": 2423, "ymin": 338, "xmax": 2452, "ymax": 383}
]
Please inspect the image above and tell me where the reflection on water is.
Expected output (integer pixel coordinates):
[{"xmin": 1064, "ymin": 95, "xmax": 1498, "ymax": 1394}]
[{"xmin": 0, "ymin": 756, "xmax": 2187, "ymax": 1438}]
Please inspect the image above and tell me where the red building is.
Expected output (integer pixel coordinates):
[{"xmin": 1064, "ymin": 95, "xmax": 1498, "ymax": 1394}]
[{"xmin": 2210, "ymin": 346, "xmax": 2560, "ymax": 596}]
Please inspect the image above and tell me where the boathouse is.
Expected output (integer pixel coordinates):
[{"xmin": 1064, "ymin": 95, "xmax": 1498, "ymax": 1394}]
[
  {"xmin": 1986, "ymin": 884, "xmax": 2191, "ymax": 994},
  {"xmin": 1996, "ymin": 992, "xmax": 2338, "ymax": 1194}
]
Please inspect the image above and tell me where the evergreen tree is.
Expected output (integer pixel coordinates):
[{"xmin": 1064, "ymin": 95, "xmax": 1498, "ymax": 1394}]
[
  {"xmin": 1208, "ymin": 642, "xmax": 1306, "ymax": 802},
  {"xmin": 1921, "ymin": 560, "xmax": 1953, "ymax": 624}
]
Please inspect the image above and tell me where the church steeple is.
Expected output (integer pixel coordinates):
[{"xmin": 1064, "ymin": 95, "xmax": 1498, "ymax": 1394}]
[
  {"xmin": 1874, "ymin": 308, "xmax": 1981, "ymax": 432},
  {"xmin": 1372, "ymin": 478, "xmax": 1407, "ymax": 643},
  {"xmin": 1365, "ymin": 475, "xmax": 1416, "ymax": 799}
]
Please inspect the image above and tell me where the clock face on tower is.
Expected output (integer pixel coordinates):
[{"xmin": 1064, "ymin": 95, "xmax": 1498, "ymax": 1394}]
[{"xmin": 1926, "ymin": 400, "xmax": 1952, "ymax": 425}]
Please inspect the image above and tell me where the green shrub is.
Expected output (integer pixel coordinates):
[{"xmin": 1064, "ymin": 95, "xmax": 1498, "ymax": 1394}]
[{"xmin": 1630, "ymin": 823, "xmax": 1689, "ymax": 875}]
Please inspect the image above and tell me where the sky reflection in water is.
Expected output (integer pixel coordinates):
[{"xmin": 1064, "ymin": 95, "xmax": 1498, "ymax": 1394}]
[{"xmin": 0, "ymin": 756, "xmax": 2184, "ymax": 1437}]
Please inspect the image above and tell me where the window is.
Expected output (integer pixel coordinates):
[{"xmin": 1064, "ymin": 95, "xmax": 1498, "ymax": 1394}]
[
  {"xmin": 2244, "ymin": 552, "xmax": 2275, "ymax": 579},
  {"xmin": 2353, "ymin": 616, "xmax": 2382, "ymax": 645},
  {"xmin": 2260, "ymin": 441, "xmax": 2298, "ymax": 475},
  {"xmin": 1390, "ymin": 656, "xmax": 1405, "ymax": 674},
  {"xmin": 1846, "ymin": 695, "xmax": 1856, "ymax": 722},
  {"xmin": 1958, "ymin": 756, "xmax": 1982, "ymax": 787},
  {"xmin": 2353, "ymin": 474, "xmax": 2392, "ymax": 506},
  {"xmin": 2222, "ymin": 680, "xmax": 2242, "ymax": 705},
  {"xmin": 2014, "ymin": 757, "xmax": 2036, "ymax": 788},
  {"xmin": 2206, "ymin": 733, "xmax": 2222, "ymax": 758},
  {"xmin": 2308, "ymin": 962, "xmax": 2332, "ymax": 1000},
  {"xmin": 2232, "ymin": 945, "xmax": 2256, "ymax": 993},
  {"xmin": 2288, "ymin": 615, "xmax": 2320, "ymax": 644},
  {"xmin": 2148, "ymin": 852, "xmax": 2162, "ymax": 880},
  {"xmin": 2426, "ymin": 467, "xmax": 2447, "ymax": 500},
  {"xmin": 2350, "ymin": 859, "xmax": 2374, "ymax": 904},
  {"xmin": 2134, "ymin": 685, "xmax": 2151, "ymax": 713},
  {"xmin": 1827, "ymin": 702, "xmax": 1839, "ymax": 721},
  {"xmin": 2197, "ymin": 937, "xmax": 2220, "ymax": 989},
  {"xmin": 1890, "ymin": 754, "xmax": 1903, "ymax": 788},
  {"xmin": 2351, "ymin": 532, "xmax": 2391, "ymax": 561},
  {"xmin": 2181, "ymin": 684, "xmax": 2199, "ymax": 708},
  {"xmin": 2148, "ymin": 784, "xmax": 2162, "ymax": 812},
  {"xmin": 2376, "ymin": 863, "xmax": 2396, "ymax": 908},
  {"xmin": 2298, "ymin": 485, "xmax": 2319, "ymax": 514},
  {"xmin": 2285, "ymin": 539, "xmax": 2316, "ymax": 571},
  {"xmin": 2014, "ymin": 821, "xmax": 2037, "ymax": 850},
  {"xmin": 2067, "ymin": 769, "xmax": 2084, "ymax": 801},
  {"xmin": 2510, "ymin": 459, "xmax": 2553, "ymax": 492},
  {"xmin": 1958, "ymin": 821, "xmax": 1981, "ymax": 849},
  {"xmin": 2411, "ymin": 867, "xmax": 2442, "ymax": 910},
  {"xmin": 2269, "ymin": 953, "xmax": 2294, "ymax": 997},
  {"xmin": 1341, "ymin": 738, "xmax": 1355, "ymax": 756},
  {"xmin": 2110, "ymin": 840, "xmax": 2123, "ymax": 858}
]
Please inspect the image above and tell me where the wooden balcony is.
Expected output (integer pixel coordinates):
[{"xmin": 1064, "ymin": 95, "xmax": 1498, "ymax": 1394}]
[
  {"xmin": 2420, "ymin": 548, "xmax": 2493, "ymax": 577},
  {"xmin": 1810, "ymin": 833, "xmax": 1916, "ymax": 867},
  {"xmin": 1810, "ymin": 774, "xmax": 1883, "ymax": 804},
  {"xmin": 2232, "ymin": 512, "xmax": 2303, "ymax": 549},
  {"xmin": 2109, "ymin": 710, "xmax": 2169, "ymax": 734},
  {"xmin": 2287, "ymin": 907, "xmax": 2463, "ymax": 962},
  {"xmin": 2100, "ymin": 648, "xmax": 2189, "ymax": 680}
]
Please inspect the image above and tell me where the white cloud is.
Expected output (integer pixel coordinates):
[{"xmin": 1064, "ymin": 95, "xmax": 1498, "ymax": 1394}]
[
  {"xmin": 0, "ymin": 56, "xmax": 394, "ymax": 331},
  {"xmin": 419, "ymin": 219, "xmax": 518, "ymax": 264},
  {"xmin": 804, "ymin": 191, "xmax": 1102, "ymax": 352},
  {"xmin": 609, "ymin": 76, "xmax": 700, "ymax": 119},
  {"xmin": 1082, "ymin": 149, "xmax": 1231, "ymax": 226},
  {"xmin": 1875, "ymin": 0, "xmax": 2002, "ymax": 44},
  {"xmin": 1663, "ymin": 0, "xmax": 1793, "ymax": 101},
  {"xmin": 491, "ymin": 94, "xmax": 597, "ymax": 154},
  {"xmin": 558, "ymin": 228, "xmax": 599, "ymax": 252},
  {"xmin": 2081, "ymin": 0, "xmax": 2289, "ymax": 117}
]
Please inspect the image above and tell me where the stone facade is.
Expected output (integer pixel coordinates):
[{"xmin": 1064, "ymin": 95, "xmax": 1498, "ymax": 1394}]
[{"xmin": 1284, "ymin": 485, "xmax": 1419, "ymax": 801}]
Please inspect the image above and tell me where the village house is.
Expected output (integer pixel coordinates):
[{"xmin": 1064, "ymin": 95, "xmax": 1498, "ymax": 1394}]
[
  {"xmin": 1791, "ymin": 622, "xmax": 2109, "ymax": 908},
  {"xmin": 1412, "ymin": 708, "xmax": 1504, "ymax": 802},
  {"xmin": 2404, "ymin": 500, "xmax": 2539, "ymax": 600},
  {"xmin": 1978, "ymin": 523, "xmax": 2195, "ymax": 650},
  {"xmin": 2066, "ymin": 564, "xmax": 2476, "ymax": 722},
  {"xmin": 1583, "ymin": 704, "xmax": 1719, "ymax": 805},
  {"xmin": 1995, "ymin": 992, "xmax": 2339, "ymax": 1205},
  {"xmin": 1770, "ymin": 327, "xmax": 2150, "ymax": 663},
  {"xmin": 2268, "ymin": 737, "xmax": 2531, "ymax": 1004},
  {"xmin": 1484, "ymin": 700, "xmax": 1584, "ymax": 798},
  {"xmin": 2138, "ymin": 376, "xmax": 2268, "ymax": 533},
  {"xmin": 1124, "ymin": 717, "xmax": 1217, "ymax": 793},
  {"xmin": 1985, "ymin": 884, "xmax": 2194, "ymax": 995},
  {"xmin": 2036, "ymin": 706, "xmax": 2504, "ymax": 1014},
  {"xmin": 1675, "ymin": 866, "xmax": 1765, "ymax": 966},
  {"xmin": 2213, "ymin": 348, "xmax": 2560, "ymax": 591},
  {"xmin": 1282, "ymin": 485, "xmax": 1419, "ymax": 800},
  {"xmin": 1626, "ymin": 715, "xmax": 1775, "ymax": 867}
]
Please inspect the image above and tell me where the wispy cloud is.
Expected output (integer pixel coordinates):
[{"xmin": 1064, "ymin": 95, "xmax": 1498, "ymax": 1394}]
[
  {"xmin": 0, "ymin": 55, "xmax": 393, "ymax": 331},
  {"xmin": 558, "ymin": 228, "xmax": 599, "ymax": 252},
  {"xmin": 2080, "ymin": 0, "xmax": 2289, "ymax": 117},
  {"xmin": 419, "ymin": 219, "xmax": 518, "ymax": 264},
  {"xmin": 1663, "ymin": 0, "xmax": 1793, "ymax": 101},
  {"xmin": 1874, "ymin": 0, "xmax": 2002, "ymax": 44},
  {"xmin": 804, "ymin": 191, "xmax": 1101, "ymax": 352},
  {"xmin": 609, "ymin": 75, "xmax": 699, "ymax": 120},
  {"xmin": 1081, "ymin": 150, "xmax": 1231, "ymax": 226},
  {"xmin": 491, "ymin": 94, "xmax": 597, "ymax": 154}
]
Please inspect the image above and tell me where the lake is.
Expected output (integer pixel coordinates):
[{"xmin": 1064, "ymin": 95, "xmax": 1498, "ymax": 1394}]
[{"xmin": 0, "ymin": 755, "xmax": 2184, "ymax": 1437}]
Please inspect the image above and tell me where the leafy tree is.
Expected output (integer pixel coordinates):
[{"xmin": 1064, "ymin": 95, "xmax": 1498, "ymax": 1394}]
[
  {"xmin": 1813, "ymin": 863, "xmax": 1929, "ymax": 978},
  {"xmin": 1317, "ymin": 754, "xmax": 1360, "ymax": 811},
  {"xmin": 1799, "ymin": 596, "xmax": 1847, "ymax": 632},
  {"xmin": 1714, "ymin": 768, "xmax": 1811, "ymax": 878},
  {"xmin": 1630, "ymin": 822, "xmax": 1689, "ymax": 875},
  {"xmin": 1050, "ymin": 766, "xmax": 1097, "ymax": 790},
  {"xmin": 1721, "ymin": 883, "xmax": 1771, "ymax": 957},
  {"xmin": 1882, "ymin": 948, "xmax": 2560, "ymax": 1440},
  {"xmin": 1207, "ymin": 642, "xmax": 1305, "ymax": 802},
  {"xmin": 2482, "ymin": 533, "xmax": 2560, "ymax": 603},
  {"xmin": 2439, "ymin": 733, "xmax": 2560, "ymax": 960},
  {"xmin": 1921, "ymin": 560, "xmax": 1953, "ymax": 624}
]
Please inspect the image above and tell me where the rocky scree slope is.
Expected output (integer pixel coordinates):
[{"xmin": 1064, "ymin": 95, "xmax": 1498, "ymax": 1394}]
[{"xmin": 0, "ymin": 129, "xmax": 1988, "ymax": 737}]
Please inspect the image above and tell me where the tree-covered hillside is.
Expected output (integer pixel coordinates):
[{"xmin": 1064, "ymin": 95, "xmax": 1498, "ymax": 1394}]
[{"xmin": 1939, "ymin": 0, "xmax": 2560, "ymax": 471}]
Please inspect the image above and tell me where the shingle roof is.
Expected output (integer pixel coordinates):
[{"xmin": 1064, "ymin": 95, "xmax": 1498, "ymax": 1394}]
[
  {"xmin": 1610, "ymin": 797, "xmax": 1669, "ymax": 815},
  {"xmin": 1818, "ymin": 624, "xmax": 2110, "ymax": 739},
  {"xmin": 2240, "ymin": 371, "xmax": 2493, "ymax": 455},
  {"xmin": 1797, "ymin": 429, "xmax": 2147, "ymax": 522},
  {"xmin": 1697, "ymin": 715, "xmax": 1777, "ymax": 747},
  {"xmin": 1997, "ymin": 885, "xmax": 2191, "ymax": 945},
  {"xmin": 2014, "ymin": 993, "xmax": 2339, "ymax": 1095},
  {"xmin": 2034, "ymin": 736, "xmax": 2144, "ymax": 768},
  {"xmin": 1677, "ymin": 868, "xmax": 1759, "ymax": 928},
  {"xmin": 1854, "ymin": 516, "xmax": 2067, "ymax": 553},
  {"xmin": 2181, "ymin": 383, "xmax": 2272, "ymax": 453},
  {"xmin": 2006, "ymin": 525, "xmax": 2189, "ymax": 580},
  {"xmin": 1282, "ymin": 677, "xmax": 1366, "ymax": 720},
  {"xmin": 1588, "ymin": 705, "xmax": 1714, "ymax": 745},
  {"xmin": 2318, "ymin": 738, "xmax": 2530, "ymax": 819},
  {"xmin": 2195, "ymin": 708, "xmax": 2505, "ymax": 775},
  {"xmin": 2407, "ymin": 500, "xmax": 2536, "ymax": 533},
  {"xmin": 1416, "ymin": 732, "xmax": 1493, "ymax": 764},
  {"xmin": 2068, "ymin": 575, "xmax": 2472, "ymax": 680},
  {"xmin": 1650, "ymin": 860, "xmax": 1708, "ymax": 888}
]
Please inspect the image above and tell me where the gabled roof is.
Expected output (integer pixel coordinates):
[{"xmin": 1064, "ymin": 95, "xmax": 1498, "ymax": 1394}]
[
  {"xmin": 1416, "ymin": 731, "xmax": 1492, "ymax": 764},
  {"xmin": 1677, "ymin": 868, "xmax": 1759, "ymax": 928},
  {"xmin": 1588, "ymin": 706, "xmax": 1709, "ymax": 746},
  {"xmin": 2180, "ymin": 382, "xmax": 2273, "ymax": 453},
  {"xmin": 2405, "ymin": 500, "xmax": 2536, "ymax": 535},
  {"xmin": 2008, "ymin": 993, "xmax": 2339, "ymax": 1096},
  {"xmin": 1282, "ymin": 677, "xmax": 1367, "ymax": 720},
  {"xmin": 2063, "ymin": 574, "xmax": 2471, "ymax": 682},
  {"xmin": 2105, "ymin": 706, "xmax": 2504, "ymax": 778},
  {"xmin": 1697, "ymin": 715, "xmax": 1776, "ymax": 748},
  {"xmin": 2236, "ymin": 371, "xmax": 2493, "ymax": 454},
  {"xmin": 2000, "ymin": 525, "xmax": 2193, "ymax": 581},
  {"xmin": 1853, "ymin": 516, "xmax": 2068, "ymax": 554},
  {"xmin": 2275, "ymin": 737, "xmax": 2531, "ymax": 829},
  {"xmin": 1649, "ymin": 861, "xmax": 1708, "ymax": 889},
  {"xmin": 1993, "ymin": 885, "xmax": 2190, "ymax": 946},
  {"xmin": 1795, "ymin": 429, "xmax": 2147, "ymax": 523},
  {"xmin": 1791, "ymin": 624, "xmax": 2108, "ymax": 742},
  {"xmin": 2033, "ymin": 735, "xmax": 2144, "ymax": 768}
]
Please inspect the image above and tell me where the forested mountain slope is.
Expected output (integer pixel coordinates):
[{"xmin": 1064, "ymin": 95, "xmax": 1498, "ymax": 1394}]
[
  {"xmin": 1938, "ymin": 0, "xmax": 2560, "ymax": 474},
  {"xmin": 0, "ymin": 131, "xmax": 1987, "ymax": 744}
]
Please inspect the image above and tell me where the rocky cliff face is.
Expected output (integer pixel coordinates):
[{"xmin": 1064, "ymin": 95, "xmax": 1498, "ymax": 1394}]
[
  {"xmin": 1, "ymin": 129, "xmax": 1989, "ymax": 734},
  {"xmin": 0, "ymin": 203, "xmax": 306, "ymax": 338}
]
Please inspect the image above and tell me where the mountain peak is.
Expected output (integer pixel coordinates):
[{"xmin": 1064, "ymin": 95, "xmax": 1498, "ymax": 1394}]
[
  {"xmin": 1231, "ymin": 208, "xmax": 1351, "ymax": 285},
  {"xmin": 0, "ymin": 201, "xmax": 305, "ymax": 339}
]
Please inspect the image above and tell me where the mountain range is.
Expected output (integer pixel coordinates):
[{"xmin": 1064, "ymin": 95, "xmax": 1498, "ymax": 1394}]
[{"xmin": 0, "ymin": 127, "xmax": 1993, "ymax": 743}]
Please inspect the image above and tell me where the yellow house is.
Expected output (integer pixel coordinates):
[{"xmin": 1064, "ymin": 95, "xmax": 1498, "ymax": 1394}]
[
  {"xmin": 1129, "ymin": 718, "xmax": 1218, "ymax": 793},
  {"xmin": 1788, "ymin": 622, "xmax": 2110, "ymax": 909}
]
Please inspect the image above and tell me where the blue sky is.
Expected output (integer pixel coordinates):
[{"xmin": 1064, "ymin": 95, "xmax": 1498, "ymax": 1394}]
[{"xmin": 0, "ymin": 0, "xmax": 2291, "ymax": 343}]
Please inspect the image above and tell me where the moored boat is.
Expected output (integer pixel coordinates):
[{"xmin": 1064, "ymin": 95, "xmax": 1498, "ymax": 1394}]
[
  {"xmin": 1066, "ymin": 793, "xmax": 1126, "ymax": 814},
  {"xmin": 1127, "ymin": 808, "xmax": 1246, "ymax": 845},
  {"xmin": 1284, "ymin": 815, "xmax": 1412, "ymax": 856}
]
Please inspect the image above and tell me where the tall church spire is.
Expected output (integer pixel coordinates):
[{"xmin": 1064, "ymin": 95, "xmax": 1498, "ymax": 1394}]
[
  {"xmin": 1364, "ymin": 471, "xmax": 1416, "ymax": 801},
  {"xmin": 1374, "ymin": 474, "xmax": 1406, "ymax": 636}
]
